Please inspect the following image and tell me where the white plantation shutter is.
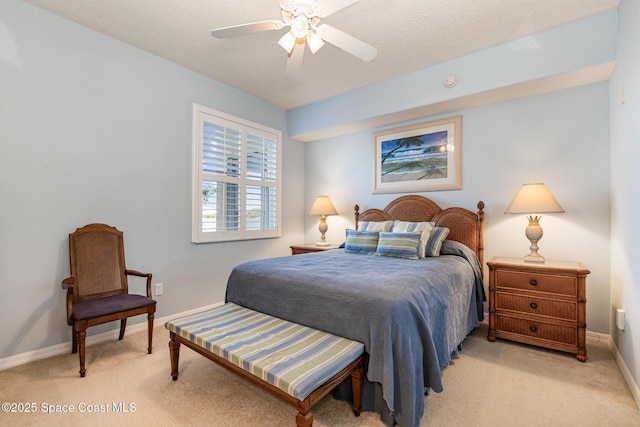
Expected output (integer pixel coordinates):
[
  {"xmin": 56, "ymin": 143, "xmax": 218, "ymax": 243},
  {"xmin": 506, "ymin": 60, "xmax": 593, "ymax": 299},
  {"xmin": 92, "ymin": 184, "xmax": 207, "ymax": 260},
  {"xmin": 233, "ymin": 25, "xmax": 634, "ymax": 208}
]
[
  {"xmin": 202, "ymin": 121, "xmax": 240, "ymax": 177},
  {"xmin": 245, "ymin": 130, "xmax": 278, "ymax": 231},
  {"xmin": 202, "ymin": 120, "xmax": 240, "ymax": 232},
  {"xmin": 193, "ymin": 105, "xmax": 282, "ymax": 243}
]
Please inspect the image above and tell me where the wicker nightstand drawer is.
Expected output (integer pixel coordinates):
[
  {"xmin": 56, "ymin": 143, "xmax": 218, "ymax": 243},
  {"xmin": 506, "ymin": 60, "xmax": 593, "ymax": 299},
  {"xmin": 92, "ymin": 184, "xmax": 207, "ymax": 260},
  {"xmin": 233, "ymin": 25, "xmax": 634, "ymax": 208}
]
[
  {"xmin": 495, "ymin": 314, "xmax": 578, "ymax": 346},
  {"xmin": 487, "ymin": 256, "xmax": 589, "ymax": 361},
  {"xmin": 495, "ymin": 292, "xmax": 577, "ymax": 321},
  {"xmin": 495, "ymin": 270, "xmax": 577, "ymax": 296}
]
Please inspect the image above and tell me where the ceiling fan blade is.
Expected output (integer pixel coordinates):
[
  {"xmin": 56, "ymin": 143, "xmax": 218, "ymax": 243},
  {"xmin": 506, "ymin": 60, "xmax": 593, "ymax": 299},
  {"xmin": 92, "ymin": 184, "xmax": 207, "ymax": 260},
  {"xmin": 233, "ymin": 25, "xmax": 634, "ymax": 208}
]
[
  {"xmin": 211, "ymin": 20, "xmax": 284, "ymax": 39},
  {"xmin": 316, "ymin": 24, "xmax": 377, "ymax": 61},
  {"xmin": 286, "ymin": 41, "xmax": 305, "ymax": 77},
  {"xmin": 317, "ymin": 0, "xmax": 359, "ymax": 17}
]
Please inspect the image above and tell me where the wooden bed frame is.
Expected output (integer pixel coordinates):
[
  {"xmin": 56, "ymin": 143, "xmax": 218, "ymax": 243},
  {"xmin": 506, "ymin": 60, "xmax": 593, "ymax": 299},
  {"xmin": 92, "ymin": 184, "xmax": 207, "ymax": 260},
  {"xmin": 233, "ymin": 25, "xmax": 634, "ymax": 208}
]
[{"xmin": 355, "ymin": 195, "xmax": 485, "ymax": 272}]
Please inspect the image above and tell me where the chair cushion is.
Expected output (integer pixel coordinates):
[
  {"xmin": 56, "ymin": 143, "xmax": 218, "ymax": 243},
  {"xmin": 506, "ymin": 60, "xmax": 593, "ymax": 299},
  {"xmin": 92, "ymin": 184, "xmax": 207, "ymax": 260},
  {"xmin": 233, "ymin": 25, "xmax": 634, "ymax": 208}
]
[{"xmin": 73, "ymin": 294, "xmax": 156, "ymax": 320}]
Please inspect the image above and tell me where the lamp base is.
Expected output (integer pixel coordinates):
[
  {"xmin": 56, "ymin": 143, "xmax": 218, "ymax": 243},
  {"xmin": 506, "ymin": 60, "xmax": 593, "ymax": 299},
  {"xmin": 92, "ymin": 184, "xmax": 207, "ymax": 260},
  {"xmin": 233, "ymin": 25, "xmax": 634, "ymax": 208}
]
[
  {"xmin": 315, "ymin": 241, "xmax": 331, "ymax": 247},
  {"xmin": 524, "ymin": 216, "xmax": 545, "ymax": 263},
  {"xmin": 524, "ymin": 253, "xmax": 545, "ymax": 263}
]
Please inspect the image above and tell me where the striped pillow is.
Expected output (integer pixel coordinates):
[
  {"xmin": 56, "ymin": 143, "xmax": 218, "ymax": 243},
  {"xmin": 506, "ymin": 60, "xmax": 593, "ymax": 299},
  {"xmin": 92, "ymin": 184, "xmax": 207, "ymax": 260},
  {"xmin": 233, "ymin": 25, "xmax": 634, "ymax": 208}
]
[
  {"xmin": 344, "ymin": 230, "xmax": 379, "ymax": 254},
  {"xmin": 374, "ymin": 232, "xmax": 421, "ymax": 260},
  {"xmin": 425, "ymin": 227, "xmax": 450, "ymax": 257},
  {"xmin": 392, "ymin": 221, "xmax": 435, "ymax": 259},
  {"xmin": 358, "ymin": 220, "xmax": 394, "ymax": 232}
]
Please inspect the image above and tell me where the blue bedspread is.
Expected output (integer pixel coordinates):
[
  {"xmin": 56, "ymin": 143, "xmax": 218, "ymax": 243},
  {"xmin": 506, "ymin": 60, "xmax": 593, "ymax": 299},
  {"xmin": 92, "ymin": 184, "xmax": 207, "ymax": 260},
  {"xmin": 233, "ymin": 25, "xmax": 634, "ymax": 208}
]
[{"xmin": 225, "ymin": 240, "xmax": 484, "ymax": 427}]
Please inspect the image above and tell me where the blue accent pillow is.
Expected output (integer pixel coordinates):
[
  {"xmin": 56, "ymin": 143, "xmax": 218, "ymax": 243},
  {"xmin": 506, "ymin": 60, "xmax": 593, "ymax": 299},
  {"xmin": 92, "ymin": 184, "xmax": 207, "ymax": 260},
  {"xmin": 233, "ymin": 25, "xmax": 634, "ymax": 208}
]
[
  {"xmin": 344, "ymin": 230, "xmax": 379, "ymax": 254},
  {"xmin": 392, "ymin": 221, "xmax": 435, "ymax": 259},
  {"xmin": 374, "ymin": 232, "xmax": 421, "ymax": 260},
  {"xmin": 425, "ymin": 227, "xmax": 450, "ymax": 256}
]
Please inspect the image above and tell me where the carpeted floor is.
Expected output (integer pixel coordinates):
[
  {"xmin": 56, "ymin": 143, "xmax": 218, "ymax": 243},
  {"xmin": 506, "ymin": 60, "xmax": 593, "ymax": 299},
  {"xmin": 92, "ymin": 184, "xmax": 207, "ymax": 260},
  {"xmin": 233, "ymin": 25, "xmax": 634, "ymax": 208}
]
[{"xmin": 1, "ymin": 321, "xmax": 638, "ymax": 426}]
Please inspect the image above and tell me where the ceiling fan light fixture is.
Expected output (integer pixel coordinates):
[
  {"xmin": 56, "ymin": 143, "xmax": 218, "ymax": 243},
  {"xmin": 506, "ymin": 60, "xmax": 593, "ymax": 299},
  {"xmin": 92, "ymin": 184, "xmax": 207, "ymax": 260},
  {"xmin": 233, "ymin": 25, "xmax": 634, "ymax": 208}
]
[
  {"xmin": 307, "ymin": 31, "xmax": 324, "ymax": 53},
  {"xmin": 210, "ymin": 0, "xmax": 376, "ymax": 73},
  {"xmin": 290, "ymin": 16, "xmax": 309, "ymax": 39},
  {"xmin": 278, "ymin": 31, "xmax": 296, "ymax": 54}
]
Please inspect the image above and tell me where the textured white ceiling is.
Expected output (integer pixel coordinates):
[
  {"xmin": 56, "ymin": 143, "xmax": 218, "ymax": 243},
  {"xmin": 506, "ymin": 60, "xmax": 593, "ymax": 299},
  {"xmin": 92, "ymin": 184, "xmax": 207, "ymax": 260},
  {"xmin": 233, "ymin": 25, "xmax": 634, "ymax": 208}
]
[{"xmin": 24, "ymin": 0, "xmax": 619, "ymax": 110}]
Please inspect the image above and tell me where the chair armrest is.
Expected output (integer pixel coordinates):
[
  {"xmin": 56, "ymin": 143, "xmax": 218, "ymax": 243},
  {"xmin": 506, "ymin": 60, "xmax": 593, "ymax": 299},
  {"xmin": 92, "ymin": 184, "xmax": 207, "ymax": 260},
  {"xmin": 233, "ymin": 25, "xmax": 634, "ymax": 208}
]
[
  {"xmin": 61, "ymin": 276, "xmax": 75, "ymax": 289},
  {"xmin": 126, "ymin": 270, "xmax": 153, "ymax": 298},
  {"xmin": 61, "ymin": 277, "xmax": 75, "ymax": 326},
  {"xmin": 125, "ymin": 269, "xmax": 148, "ymax": 278}
]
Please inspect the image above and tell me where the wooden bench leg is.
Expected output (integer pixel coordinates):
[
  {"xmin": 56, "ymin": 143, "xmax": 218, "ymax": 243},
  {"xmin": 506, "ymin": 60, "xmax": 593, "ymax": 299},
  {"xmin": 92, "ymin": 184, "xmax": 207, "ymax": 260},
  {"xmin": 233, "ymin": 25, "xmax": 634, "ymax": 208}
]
[
  {"xmin": 351, "ymin": 358, "xmax": 364, "ymax": 416},
  {"xmin": 169, "ymin": 332, "xmax": 181, "ymax": 380},
  {"xmin": 295, "ymin": 410, "xmax": 313, "ymax": 427}
]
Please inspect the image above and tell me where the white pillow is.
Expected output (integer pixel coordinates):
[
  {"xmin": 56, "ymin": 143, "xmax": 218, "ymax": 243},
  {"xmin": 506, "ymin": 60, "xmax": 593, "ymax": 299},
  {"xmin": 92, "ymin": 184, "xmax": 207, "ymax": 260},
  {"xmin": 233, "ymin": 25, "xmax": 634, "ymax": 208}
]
[{"xmin": 358, "ymin": 220, "xmax": 394, "ymax": 232}]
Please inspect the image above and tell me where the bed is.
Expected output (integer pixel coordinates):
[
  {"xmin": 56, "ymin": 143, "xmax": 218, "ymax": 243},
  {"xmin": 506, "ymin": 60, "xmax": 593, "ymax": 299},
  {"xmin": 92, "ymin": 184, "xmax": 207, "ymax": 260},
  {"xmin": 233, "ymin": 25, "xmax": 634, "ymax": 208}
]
[{"xmin": 225, "ymin": 195, "xmax": 485, "ymax": 427}]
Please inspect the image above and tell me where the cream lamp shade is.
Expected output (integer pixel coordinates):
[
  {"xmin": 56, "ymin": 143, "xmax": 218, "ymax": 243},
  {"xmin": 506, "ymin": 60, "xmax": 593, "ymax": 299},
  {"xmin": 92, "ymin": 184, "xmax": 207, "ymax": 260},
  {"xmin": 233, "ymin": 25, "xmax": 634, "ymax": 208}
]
[
  {"xmin": 505, "ymin": 183, "xmax": 564, "ymax": 263},
  {"xmin": 309, "ymin": 196, "xmax": 338, "ymax": 247}
]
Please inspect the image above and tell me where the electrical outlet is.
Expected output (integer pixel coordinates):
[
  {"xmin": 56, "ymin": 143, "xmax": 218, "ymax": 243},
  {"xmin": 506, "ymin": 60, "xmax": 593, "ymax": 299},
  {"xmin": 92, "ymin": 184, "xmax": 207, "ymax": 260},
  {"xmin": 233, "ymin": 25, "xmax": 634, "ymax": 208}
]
[
  {"xmin": 155, "ymin": 283, "xmax": 164, "ymax": 296},
  {"xmin": 616, "ymin": 308, "xmax": 625, "ymax": 330}
]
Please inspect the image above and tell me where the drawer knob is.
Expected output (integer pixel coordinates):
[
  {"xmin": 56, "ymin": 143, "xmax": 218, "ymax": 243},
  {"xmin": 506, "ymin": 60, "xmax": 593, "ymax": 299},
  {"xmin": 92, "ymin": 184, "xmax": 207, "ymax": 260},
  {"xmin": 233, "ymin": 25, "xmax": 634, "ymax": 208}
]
[
  {"xmin": 530, "ymin": 302, "xmax": 538, "ymax": 309},
  {"xmin": 530, "ymin": 325, "xmax": 537, "ymax": 333},
  {"xmin": 530, "ymin": 279, "xmax": 537, "ymax": 286}
]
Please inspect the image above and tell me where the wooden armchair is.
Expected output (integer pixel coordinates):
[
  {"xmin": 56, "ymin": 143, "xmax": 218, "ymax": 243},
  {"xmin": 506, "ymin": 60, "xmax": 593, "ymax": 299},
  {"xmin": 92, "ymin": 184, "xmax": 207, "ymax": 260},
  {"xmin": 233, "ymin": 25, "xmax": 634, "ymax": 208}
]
[{"xmin": 61, "ymin": 223, "xmax": 156, "ymax": 377}]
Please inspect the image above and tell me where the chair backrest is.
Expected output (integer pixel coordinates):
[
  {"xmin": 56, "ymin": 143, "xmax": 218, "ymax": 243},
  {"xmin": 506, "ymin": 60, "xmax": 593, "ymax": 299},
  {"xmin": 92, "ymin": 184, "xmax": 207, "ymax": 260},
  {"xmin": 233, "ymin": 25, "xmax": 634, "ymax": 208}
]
[{"xmin": 68, "ymin": 223, "xmax": 128, "ymax": 303}]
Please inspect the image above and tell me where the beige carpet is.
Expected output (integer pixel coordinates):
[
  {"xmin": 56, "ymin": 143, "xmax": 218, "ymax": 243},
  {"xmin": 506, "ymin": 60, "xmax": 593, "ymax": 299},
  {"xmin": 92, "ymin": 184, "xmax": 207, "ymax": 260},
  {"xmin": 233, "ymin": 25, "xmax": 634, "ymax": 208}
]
[{"xmin": 1, "ymin": 321, "xmax": 638, "ymax": 426}]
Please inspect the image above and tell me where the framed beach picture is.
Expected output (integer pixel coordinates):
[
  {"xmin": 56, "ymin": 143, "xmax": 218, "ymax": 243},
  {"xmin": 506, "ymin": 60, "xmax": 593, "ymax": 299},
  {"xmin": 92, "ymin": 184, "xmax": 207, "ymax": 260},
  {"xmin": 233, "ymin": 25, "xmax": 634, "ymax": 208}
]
[{"xmin": 372, "ymin": 116, "xmax": 462, "ymax": 194}]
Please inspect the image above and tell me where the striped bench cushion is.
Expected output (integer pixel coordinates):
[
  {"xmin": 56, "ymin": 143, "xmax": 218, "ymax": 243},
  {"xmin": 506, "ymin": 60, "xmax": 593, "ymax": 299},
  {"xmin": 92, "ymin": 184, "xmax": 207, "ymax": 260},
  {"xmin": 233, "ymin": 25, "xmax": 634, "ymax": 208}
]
[{"xmin": 165, "ymin": 303, "xmax": 364, "ymax": 400}]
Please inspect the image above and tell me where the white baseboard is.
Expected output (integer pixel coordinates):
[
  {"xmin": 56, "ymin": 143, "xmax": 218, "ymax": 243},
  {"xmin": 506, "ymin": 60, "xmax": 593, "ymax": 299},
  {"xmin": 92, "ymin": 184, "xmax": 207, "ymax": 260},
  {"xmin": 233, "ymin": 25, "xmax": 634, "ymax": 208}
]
[
  {"xmin": 0, "ymin": 301, "xmax": 224, "ymax": 372},
  {"xmin": 606, "ymin": 334, "xmax": 640, "ymax": 410}
]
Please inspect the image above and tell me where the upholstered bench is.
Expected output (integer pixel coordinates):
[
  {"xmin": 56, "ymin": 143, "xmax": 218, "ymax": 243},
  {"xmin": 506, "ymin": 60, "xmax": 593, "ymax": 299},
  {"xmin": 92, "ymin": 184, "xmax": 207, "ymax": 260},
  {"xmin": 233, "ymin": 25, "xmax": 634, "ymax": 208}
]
[{"xmin": 165, "ymin": 303, "xmax": 365, "ymax": 427}]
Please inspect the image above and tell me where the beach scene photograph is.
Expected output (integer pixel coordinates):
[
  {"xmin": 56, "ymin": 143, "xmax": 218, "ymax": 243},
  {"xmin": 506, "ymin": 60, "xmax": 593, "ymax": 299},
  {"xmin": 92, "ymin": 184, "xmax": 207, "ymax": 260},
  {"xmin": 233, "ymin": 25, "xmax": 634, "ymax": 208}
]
[{"xmin": 380, "ymin": 130, "xmax": 449, "ymax": 183}]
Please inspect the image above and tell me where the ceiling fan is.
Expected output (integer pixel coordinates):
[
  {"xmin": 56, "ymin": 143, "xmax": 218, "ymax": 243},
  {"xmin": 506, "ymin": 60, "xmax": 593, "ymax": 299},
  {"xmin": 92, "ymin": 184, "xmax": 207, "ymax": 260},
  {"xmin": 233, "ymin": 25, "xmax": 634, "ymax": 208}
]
[{"xmin": 210, "ymin": 0, "xmax": 377, "ymax": 76}]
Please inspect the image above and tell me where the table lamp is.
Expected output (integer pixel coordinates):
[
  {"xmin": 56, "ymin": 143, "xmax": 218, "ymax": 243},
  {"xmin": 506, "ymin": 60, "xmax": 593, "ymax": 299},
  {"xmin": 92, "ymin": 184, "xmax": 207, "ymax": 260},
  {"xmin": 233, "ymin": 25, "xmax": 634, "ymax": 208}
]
[
  {"xmin": 309, "ymin": 196, "xmax": 338, "ymax": 247},
  {"xmin": 505, "ymin": 183, "xmax": 565, "ymax": 263}
]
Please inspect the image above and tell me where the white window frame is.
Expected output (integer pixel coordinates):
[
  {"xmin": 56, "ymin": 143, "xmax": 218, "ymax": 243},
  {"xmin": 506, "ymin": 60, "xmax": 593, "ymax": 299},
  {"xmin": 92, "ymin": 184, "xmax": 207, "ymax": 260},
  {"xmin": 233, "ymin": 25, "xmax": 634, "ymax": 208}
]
[{"xmin": 192, "ymin": 104, "xmax": 282, "ymax": 243}]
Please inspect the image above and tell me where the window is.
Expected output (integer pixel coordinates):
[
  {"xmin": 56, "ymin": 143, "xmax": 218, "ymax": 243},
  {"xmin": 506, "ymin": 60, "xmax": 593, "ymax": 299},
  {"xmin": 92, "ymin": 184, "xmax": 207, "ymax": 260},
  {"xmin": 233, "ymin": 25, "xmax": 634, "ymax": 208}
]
[{"xmin": 192, "ymin": 104, "xmax": 282, "ymax": 243}]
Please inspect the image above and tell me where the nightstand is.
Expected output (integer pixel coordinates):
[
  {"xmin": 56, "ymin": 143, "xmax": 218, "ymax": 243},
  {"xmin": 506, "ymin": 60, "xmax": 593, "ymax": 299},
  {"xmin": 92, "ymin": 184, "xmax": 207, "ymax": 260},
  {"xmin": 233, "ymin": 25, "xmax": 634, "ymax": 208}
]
[
  {"xmin": 487, "ymin": 256, "xmax": 590, "ymax": 361},
  {"xmin": 290, "ymin": 243, "xmax": 340, "ymax": 255}
]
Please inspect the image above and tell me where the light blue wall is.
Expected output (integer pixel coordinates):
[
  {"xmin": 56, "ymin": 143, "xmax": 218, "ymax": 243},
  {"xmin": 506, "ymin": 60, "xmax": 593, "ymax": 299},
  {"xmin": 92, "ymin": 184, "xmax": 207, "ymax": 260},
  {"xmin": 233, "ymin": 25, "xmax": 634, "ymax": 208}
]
[
  {"xmin": 0, "ymin": 1, "xmax": 305, "ymax": 358},
  {"xmin": 610, "ymin": 0, "xmax": 640, "ymax": 390},
  {"xmin": 305, "ymin": 82, "xmax": 611, "ymax": 334}
]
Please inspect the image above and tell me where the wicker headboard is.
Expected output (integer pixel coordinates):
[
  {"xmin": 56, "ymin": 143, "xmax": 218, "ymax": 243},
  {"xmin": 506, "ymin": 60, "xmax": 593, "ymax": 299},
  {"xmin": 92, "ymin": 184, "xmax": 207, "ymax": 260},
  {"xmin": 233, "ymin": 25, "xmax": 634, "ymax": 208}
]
[{"xmin": 354, "ymin": 195, "xmax": 485, "ymax": 269}]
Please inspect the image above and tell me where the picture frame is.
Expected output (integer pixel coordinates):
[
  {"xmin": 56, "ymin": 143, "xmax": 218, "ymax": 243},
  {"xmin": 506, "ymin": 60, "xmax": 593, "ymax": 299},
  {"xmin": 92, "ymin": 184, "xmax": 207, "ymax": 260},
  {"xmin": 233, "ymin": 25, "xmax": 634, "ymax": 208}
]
[{"xmin": 372, "ymin": 115, "xmax": 462, "ymax": 194}]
